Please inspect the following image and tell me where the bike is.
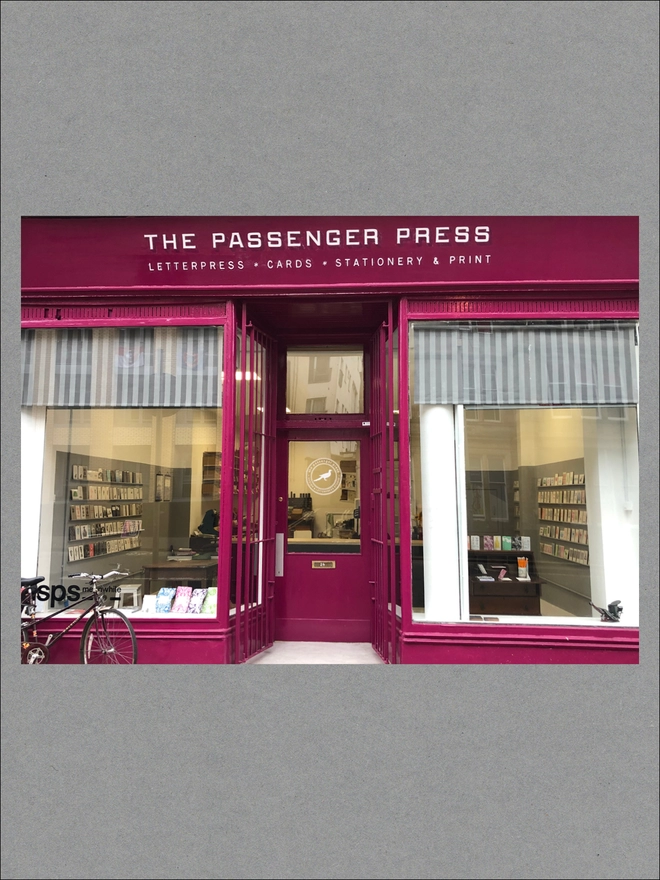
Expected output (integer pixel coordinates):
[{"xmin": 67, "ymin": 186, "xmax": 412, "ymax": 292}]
[{"xmin": 21, "ymin": 571, "xmax": 138, "ymax": 664}]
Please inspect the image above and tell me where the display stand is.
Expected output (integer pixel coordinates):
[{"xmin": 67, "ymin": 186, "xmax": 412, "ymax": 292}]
[{"xmin": 468, "ymin": 550, "xmax": 542, "ymax": 616}]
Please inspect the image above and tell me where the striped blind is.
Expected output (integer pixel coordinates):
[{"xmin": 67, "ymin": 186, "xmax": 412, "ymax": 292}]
[
  {"xmin": 21, "ymin": 327, "xmax": 223, "ymax": 407},
  {"xmin": 413, "ymin": 322, "xmax": 638, "ymax": 406}
]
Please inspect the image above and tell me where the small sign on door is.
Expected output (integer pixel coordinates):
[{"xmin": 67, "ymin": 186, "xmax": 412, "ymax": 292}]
[{"xmin": 312, "ymin": 560, "xmax": 336, "ymax": 569}]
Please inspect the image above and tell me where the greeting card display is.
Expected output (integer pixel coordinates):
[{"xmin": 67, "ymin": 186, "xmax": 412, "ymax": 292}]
[
  {"xmin": 171, "ymin": 586, "xmax": 192, "ymax": 613},
  {"xmin": 155, "ymin": 587, "xmax": 176, "ymax": 612},
  {"xmin": 187, "ymin": 588, "xmax": 208, "ymax": 613},
  {"xmin": 200, "ymin": 587, "xmax": 217, "ymax": 615}
]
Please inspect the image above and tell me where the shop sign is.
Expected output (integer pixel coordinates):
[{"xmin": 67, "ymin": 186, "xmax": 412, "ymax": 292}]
[{"xmin": 21, "ymin": 216, "xmax": 639, "ymax": 292}]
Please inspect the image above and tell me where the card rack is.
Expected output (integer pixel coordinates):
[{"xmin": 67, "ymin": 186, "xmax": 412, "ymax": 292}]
[
  {"xmin": 66, "ymin": 464, "xmax": 144, "ymax": 562},
  {"xmin": 536, "ymin": 470, "xmax": 589, "ymax": 566}
]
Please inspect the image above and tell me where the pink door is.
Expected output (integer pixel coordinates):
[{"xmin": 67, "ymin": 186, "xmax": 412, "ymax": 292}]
[{"xmin": 274, "ymin": 430, "xmax": 372, "ymax": 641}]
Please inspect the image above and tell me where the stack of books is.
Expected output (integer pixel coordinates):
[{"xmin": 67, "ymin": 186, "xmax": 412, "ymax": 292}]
[{"xmin": 166, "ymin": 547, "xmax": 197, "ymax": 561}]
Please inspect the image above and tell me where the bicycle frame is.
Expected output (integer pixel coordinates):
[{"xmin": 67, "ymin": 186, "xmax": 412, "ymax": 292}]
[{"xmin": 21, "ymin": 587, "xmax": 118, "ymax": 650}]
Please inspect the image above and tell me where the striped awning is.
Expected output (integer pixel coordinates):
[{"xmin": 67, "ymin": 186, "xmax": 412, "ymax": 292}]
[
  {"xmin": 21, "ymin": 327, "xmax": 223, "ymax": 407},
  {"xmin": 413, "ymin": 322, "xmax": 638, "ymax": 406}
]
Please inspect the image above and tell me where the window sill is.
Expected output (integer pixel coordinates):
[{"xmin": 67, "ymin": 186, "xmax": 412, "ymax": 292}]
[{"xmin": 411, "ymin": 612, "xmax": 638, "ymax": 628}]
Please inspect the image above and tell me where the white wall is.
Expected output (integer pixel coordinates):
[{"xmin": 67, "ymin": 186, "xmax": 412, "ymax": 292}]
[
  {"xmin": 21, "ymin": 407, "xmax": 47, "ymax": 576},
  {"xmin": 583, "ymin": 410, "xmax": 639, "ymax": 624},
  {"xmin": 518, "ymin": 408, "xmax": 584, "ymax": 466},
  {"xmin": 419, "ymin": 404, "xmax": 461, "ymax": 621}
]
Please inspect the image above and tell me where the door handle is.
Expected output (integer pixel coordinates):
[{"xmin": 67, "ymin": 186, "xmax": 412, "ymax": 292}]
[{"xmin": 275, "ymin": 533, "xmax": 284, "ymax": 577}]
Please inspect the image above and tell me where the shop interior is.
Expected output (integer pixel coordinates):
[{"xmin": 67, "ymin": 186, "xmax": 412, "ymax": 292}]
[{"xmin": 410, "ymin": 405, "xmax": 639, "ymax": 620}]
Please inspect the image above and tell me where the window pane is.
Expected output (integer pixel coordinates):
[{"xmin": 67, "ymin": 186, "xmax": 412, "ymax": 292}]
[
  {"xmin": 287, "ymin": 440, "xmax": 361, "ymax": 554},
  {"xmin": 286, "ymin": 349, "xmax": 363, "ymax": 413},
  {"xmin": 35, "ymin": 407, "xmax": 222, "ymax": 617},
  {"xmin": 409, "ymin": 321, "xmax": 639, "ymax": 625},
  {"xmin": 410, "ymin": 403, "xmax": 639, "ymax": 623},
  {"xmin": 464, "ymin": 407, "xmax": 638, "ymax": 620}
]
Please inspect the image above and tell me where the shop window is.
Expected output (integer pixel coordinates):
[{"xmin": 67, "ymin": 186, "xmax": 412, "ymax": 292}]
[
  {"xmin": 21, "ymin": 327, "xmax": 224, "ymax": 618},
  {"xmin": 286, "ymin": 348, "xmax": 364, "ymax": 414},
  {"xmin": 409, "ymin": 321, "xmax": 639, "ymax": 626}
]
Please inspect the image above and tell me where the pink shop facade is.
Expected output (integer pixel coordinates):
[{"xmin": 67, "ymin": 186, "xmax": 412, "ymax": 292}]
[{"xmin": 20, "ymin": 216, "xmax": 640, "ymax": 663}]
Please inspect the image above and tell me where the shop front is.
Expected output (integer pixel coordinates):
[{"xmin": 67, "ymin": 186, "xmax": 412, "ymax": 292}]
[{"xmin": 20, "ymin": 216, "xmax": 640, "ymax": 663}]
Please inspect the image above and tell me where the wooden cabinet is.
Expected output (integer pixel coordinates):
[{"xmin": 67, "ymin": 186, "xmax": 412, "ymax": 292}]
[{"xmin": 468, "ymin": 550, "xmax": 542, "ymax": 616}]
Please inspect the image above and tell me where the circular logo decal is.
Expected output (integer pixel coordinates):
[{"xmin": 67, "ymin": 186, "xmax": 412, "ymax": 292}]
[{"xmin": 305, "ymin": 458, "xmax": 342, "ymax": 496}]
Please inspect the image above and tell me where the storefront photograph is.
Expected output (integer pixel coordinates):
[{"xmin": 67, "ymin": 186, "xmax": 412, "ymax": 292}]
[{"xmin": 21, "ymin": 214, "xmax": 640, "ymax": 664}]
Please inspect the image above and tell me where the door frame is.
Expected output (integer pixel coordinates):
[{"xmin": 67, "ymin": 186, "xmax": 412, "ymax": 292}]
[
  {"xmin": 232, "ymin": 305, "xmax": 277, "ymax": 663},
  {"xmin": 274, "ymin": 426, "xmax": 373, "ymax": 641}
]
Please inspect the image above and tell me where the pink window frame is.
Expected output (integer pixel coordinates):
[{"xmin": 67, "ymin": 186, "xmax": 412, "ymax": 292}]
[
  {"xmin": 20, "ymin": 302, "xmax": 236, "ymax": 658},
  {"xmin": 395, "ymin": 291, "xmax": 640, "ymax": 661}
]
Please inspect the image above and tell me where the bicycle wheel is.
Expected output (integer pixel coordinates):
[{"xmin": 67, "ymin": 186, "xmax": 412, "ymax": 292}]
[
  {"xmin": 80, "ymin": 609, "xmax": 137, "ymax": 664},
  {"xmin": 22, "ymin": 642, "xmax": 50, "ymax": 664}
]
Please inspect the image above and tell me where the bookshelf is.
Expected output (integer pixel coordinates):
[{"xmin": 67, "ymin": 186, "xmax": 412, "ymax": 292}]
[
  {"xmin": 536, "ymin": 470, "xmax": 589, "ymax": 566},
  {"xmin": 67, "ymin": 464, "xmax": 143, "ymax": 562}
]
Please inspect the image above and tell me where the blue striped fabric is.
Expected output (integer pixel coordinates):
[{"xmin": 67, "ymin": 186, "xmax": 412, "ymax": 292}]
[
  {"xmin": 21, "ymin": 327, "xmax": 223, "ymax": 407},
  {"xmin": 413, "ymin": 322, "xmax": 638, "ymax": 406}
]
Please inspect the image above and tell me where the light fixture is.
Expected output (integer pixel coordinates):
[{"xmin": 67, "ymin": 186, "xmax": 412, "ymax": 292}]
[{"xmin": 235, "ymin": 371, "xmax": 261, "ymax": 381}]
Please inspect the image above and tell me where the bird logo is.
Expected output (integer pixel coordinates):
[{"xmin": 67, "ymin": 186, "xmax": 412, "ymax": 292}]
[
  {"xmin": 313, "ymin": 469, "xmax": 334, "ymax": 484},
  {"xmin": 305, "ymin": 458, "xmax": 343, "ymax": 496}
]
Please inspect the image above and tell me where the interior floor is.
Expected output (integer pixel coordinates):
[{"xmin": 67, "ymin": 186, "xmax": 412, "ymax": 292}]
[{"xmin": 244, "ymin": 641, "xmax": 384, "ymax": 664}]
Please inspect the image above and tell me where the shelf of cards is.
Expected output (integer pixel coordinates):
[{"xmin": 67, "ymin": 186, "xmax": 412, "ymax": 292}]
[
  {"xmin": 70, "ymin": 503, "xmax": 143, "ymax": 521},
  {"xmin": 72, "ymin": 465, "xmax": 142, "ymax": 484},
  {"xmin": 539, "ymin": 524, "xmax": 588, "ymax": 545},
  {"xmin": 538, "ymin": 507, "xmax": 588, "ymax": 524},
  {"xmin": 540, "ymin": 542, "xmax": 589, "ymax": 566},
  {"xmin": 536, "ymin": 471, "xmax": 585, "ymax": 487},
  {"xmin": 537, "ymin": 489, "xmax": 586, "ymax": 505},
  {"xmin": 69, "ymin": 519, "xmax": 143, "ymax": 541},
  {"xmin": 70, "ymin": 484, "xmax": 143, "ymax": 501},
  {"xmin": 67, "ymin": 535, "xmax": 141, "ymax": 562}
]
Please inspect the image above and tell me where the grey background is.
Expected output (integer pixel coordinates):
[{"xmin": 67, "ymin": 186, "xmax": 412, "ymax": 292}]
[{"xmin": 2, "ymin": 1, "xmax": 658, "ymax": 878}]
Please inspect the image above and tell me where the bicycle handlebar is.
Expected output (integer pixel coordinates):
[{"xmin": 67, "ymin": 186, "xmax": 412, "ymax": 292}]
[{"xmin": 68, "ymin": 571, "xmax": 130, "ymax": 580}]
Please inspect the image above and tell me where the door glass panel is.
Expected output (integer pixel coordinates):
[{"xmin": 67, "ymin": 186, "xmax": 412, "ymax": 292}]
[
  {"xmin": 287, "ymin": 440, "xmax": 361, "ymax": 553},
  {"xmin": 286, "ymin": 349, "xmax": 364, "ymax": 414}
]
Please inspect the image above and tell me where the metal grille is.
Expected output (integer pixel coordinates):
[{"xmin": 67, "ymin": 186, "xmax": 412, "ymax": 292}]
[
  {"xmin": 233, "ymin": 309, "xmax": 275, "ymax": 662},
  {"xmin": 370, "ymin": 303, "xmax": 399, "ymax": 664}
]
